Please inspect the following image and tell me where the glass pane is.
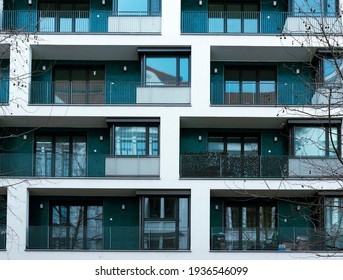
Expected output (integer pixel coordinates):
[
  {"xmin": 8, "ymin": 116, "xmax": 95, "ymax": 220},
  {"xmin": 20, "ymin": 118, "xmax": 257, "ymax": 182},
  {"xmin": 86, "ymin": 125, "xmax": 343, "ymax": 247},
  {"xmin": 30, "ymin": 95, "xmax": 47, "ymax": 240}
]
[
  {"xmin": 292, "ymin": 0, "xmax": 322, "ymax": 14},
  {"xmin": 208, "ymin": 137, "xmax": 224, "ymax": 152},
  {"xmin": 227, "ymin": 4, "xmax": 241, "ymax": 33},
  {"xmin": 71, "ymin": 70, "xmax": 87, "ymax": 103},
  {"xmin": 118, "ymin": 0, "xmax": 148, "ymax": 15},
  {"xmin": 115, "ymin": 126, "xmax": 146, "ymax": 156},
  {"xmin": 244, "ymin": 137, "xmax": 259, "ymax": 155},
  {"xmin": 328, "ymin": 127, "xmax": 338, "ymax": 157},
  {"xmin": 164, "ymin": 197, "xmax": 177, "ymax": 218},
  {"xmin": 227, "ymin": 137, "xmax": 241, "ymax": 155},
  {"xmin": 52, "ymin": 205, "xmax": 67, "ymax": 225},
  {"xmin": 69, "ymin": 206, "xmax": 84, "ymax": 249},
  {"xmin": 149, "ymin": 127, "xmax": 159, "ymax": 156},
  {"xmin": 294, "ymin": 127, "xmax": 326, "ymax": 156},
  {"xmin": 146, "ymin": 57, "xmax": 177, "ymax": 86},
  {"xmin": 179, "ymin": 198, "xmax": 189, "ymax": 249},
  {"xmin": 323, "ymin": 58, "xmax": 343, "ymax": 84},
  {"xmin": 35, "ymin": 136, "xmax": 52, "ymax": 176},
  {"xmin": 209, "ymin": 4, "xmax": 225, "ymax": 32},
  {"xmin": 55, "ymin": 136, "xmax": 70, "ymax": 177},
  {"xmin": 72, "ymin": 136, "xmax": 86, "ymax": 176},
  {"xmin": 87, "ymin": 206, "xmax": 103, "ymax": 249},
  {"xmin": 144, "ymin": 197, "xmax": 161, "ymax": 218},
  {"xmin": 180, "ymin": 57, "xmax": 189, "ymax": 85},
  {"xmin": 54, "ymin": 70, "xmax": 70, "ymax": 104}
]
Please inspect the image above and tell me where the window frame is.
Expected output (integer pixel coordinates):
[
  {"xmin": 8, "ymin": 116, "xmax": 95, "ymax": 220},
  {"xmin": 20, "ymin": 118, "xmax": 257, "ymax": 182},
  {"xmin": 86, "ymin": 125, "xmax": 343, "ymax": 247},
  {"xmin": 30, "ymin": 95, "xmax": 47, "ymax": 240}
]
[
  {"xmin": 140, "ymin": 51, "xmax": 191, "ymax": 87},
  {"xmin": 34, "ymin": 133, "xmax": 87, "ymax": 177},
  {"xmin": 291, "ymin": 124, "xmax": 341, "ymax": 158},
  {"xmin": 111, "ymin": 123, "xmax": 160, "ymax": 157}
]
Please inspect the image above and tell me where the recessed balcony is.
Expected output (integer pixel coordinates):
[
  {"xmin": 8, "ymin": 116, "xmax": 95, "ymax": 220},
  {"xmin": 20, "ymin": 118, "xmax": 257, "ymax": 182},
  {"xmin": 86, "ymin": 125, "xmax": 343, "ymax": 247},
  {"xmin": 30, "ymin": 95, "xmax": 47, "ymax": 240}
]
[
  {"xmin": 211, "ymin": 227, "xmax": 342, "ymax": 251},
  {"xmin": 1, "ymin": 10, "xmax": 161, "ymax": 33},
  {"xmin": 29, "ymin": 81, "xmax": 191, "ymax": 105}
]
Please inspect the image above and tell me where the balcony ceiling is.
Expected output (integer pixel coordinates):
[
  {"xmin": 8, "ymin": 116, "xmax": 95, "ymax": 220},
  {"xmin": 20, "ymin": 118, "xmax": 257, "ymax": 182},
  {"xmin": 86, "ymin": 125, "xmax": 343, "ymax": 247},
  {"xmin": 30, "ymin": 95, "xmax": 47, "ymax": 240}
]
[
  {"xmin": 211, "ymin": 189, "xmax": 317, "ymax": 197},
  {"xmin": 31, "ymin": 45, "xmax": 139, "ymax": 60},
  {"xmin": 211, "ymin": 46, "xmax": 317, "ymax": 62}
]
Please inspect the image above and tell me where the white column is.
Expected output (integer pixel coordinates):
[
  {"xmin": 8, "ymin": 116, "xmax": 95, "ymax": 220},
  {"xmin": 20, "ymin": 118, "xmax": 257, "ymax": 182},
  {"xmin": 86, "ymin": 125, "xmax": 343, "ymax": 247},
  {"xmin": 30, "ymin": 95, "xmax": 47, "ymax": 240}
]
[
  {"xmin": 9, "ymin": 38, "xmax": 32, "ymax": 111},
  {"xmin": 159, "ymin": 113, "xmax": 180, "ymax": 181},
  {"xmin": 191, "ymin": 186, "xmax": 210, "ymax": 258},
  {"xmin": 191, "ymin": 42, "xmax": 211, "ymax": 109},
  {"xmin": 6, "ymin": 182, "xmax": 29, "ymax": 259},
  {"xmin": 161, "ymin": 0, "xmax": 180, "ymax": 37}
]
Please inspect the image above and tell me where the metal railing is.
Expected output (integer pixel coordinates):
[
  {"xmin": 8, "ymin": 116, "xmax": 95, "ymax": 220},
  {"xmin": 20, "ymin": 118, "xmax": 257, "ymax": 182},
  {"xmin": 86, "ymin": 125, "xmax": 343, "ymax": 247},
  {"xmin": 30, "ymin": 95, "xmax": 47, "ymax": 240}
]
[
  {"xmin": 0, "ymin": 10, "xmax": 161, "ymax": 33},
  {"xmin": 27, "ymin": 226, "xmax": 189, "ymax": 250},
  {"xmin": 30, "ymin": 81, "xmax": 190, "ymax": 105},
  {"xmin": 210, "ymin": 82, "xmax": 321, "ymax": 106},
  {"xmin": 0, "ymin": 153, "xmax": 160, "ymax": 178},
  {"xmin": 181, "ymin": 11, "xmax": 342, "ymax": 34},
  {"xmin": 211, "ymin": 227, "xmax": 343, "ymax": 251},
  {"xmin": 180, "ymin": 154, "xmax": 289, "ymax": 178}
]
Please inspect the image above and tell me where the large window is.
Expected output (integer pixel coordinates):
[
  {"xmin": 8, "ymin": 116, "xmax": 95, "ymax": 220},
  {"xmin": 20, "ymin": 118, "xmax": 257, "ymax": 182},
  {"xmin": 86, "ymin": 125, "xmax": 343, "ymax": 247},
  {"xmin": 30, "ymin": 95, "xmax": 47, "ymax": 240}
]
[
  {"xmin": 224, "ymin": 67, "xmax": 276, "ymax": 105},
  {"xmin": 291, "ymin": 0, "xmax": 337, "ymax": 15},
  {"xmin": 293, "ymin": 125, "xmax": 339, "ymax": 157},
  {"xmin": 324, "ymin": 197, "xmax": 343, "ymax": 249},
  {"xmin": 113, "ymin": 125, "xmax": 159, "ymax": 156},
  {"xmin": 38, "ymin": 0, "xmax": 90, "ymax": 32},
  {"xmin": 323, "ymin": 57, "xmax": 343, "ymax": 84},
  {"xmin": 142, "ymin": 196, "xmax": 189, "ymax": 250},
  {"xmin": 209, "ymin": 1, "xmax": 259, "ymax": 33},
  {"xmin": 53, "ymin": 66, "xmax": 105, "ymax": 104},
  {"xmin": 35, "ymin": 135, "xmax": 87, "ymax": 177},
  {"xmin": 50, "ymin": 202, "xmax": 103, "ymax": 250},
  {"xmin": 224, "ymin": 201, "xmax": 277, "ymax": 250},
  {"xmin": 116, "ymin": 0, "xmax": 161, "ymax": 15},
  {"xmin": 140, "ymin": 52, "xmax": 190, "ymax": 87}
]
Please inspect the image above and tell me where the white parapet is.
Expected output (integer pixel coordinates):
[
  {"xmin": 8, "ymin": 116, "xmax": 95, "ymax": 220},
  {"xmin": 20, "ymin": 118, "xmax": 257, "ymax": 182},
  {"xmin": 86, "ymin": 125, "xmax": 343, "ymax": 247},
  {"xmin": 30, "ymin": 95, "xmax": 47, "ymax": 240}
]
[{"xmin": 108, "ymin": 16, "xmax": 161, "ymax": 33}]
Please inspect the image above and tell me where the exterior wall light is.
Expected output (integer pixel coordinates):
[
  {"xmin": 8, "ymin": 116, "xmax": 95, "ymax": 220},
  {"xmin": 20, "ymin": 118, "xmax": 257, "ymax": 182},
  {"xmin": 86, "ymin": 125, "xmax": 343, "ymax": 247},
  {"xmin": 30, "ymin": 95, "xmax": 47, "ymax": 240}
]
[
  {"xmin": 214, "ymin": 205, "xmax": 219, "ymax": 211},
  {"xmin": 198, "ymin": 135, "xmax": 202, "ymax": 142},
  {"xmin": 199, "ymin": 0, "xmax": 203, "ymax": 6},
  {"xmin": 121, "ymin": 204, "xmax": 126, "ymax": 210},
  {"xmin": 296, "ymin": 68, "xmax": 300, "ymax": 74},
  {"xmin": 28, "ymin": 0, "xmax": 33, "ymax": 5},
  {"xmin": 42, "ymin": 65, "xmax": 46, "ymax": 71},
  {"xmin": 102, "ymin": 0, "xmax": 106, "ymax": 5},
  {"xmin": 273, "ymin": 136, "xmax": 278, "ymax": 142},
  {"xmin": 213, "ymin": 68, "xmax": 218, "ymax": 74},
  {"xmin": 123, "ymin": 66, "xmax": 128, "ymax": 72},
  {"xmin": 272, "ymin": 1, "xmax": 277, "ymax": 7},
  {"xmin": 99, "ymin": 135, "xmax": 104, "ymax": 141},
  {"xmin": 23, "ymin": 134, "xmax": 28, "ymax": 140}
]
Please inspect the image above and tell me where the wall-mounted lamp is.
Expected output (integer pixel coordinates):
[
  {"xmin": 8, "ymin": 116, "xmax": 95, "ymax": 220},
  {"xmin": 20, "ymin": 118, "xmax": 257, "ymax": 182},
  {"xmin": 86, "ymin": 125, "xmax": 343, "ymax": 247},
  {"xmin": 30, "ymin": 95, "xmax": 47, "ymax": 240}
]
[
  {"xmin": 123, "ymin": 66, "xmax": 127, "ymax": 72},
  {"xmin": 121, "ymin": 204, "xmax": 126, "ymax": 210},
  {"xmin": 213, "ymin": 68, "xmax": 218, "ymax": 74},
  {"xmin": 198, "ymin": 135, "xmax": 202, "ymax": 142},
  {"xmin": 99, "ymin": 135, "xmax": 104, "ymax": 142},
  {"xmin": 39, "ymin": 203, "xmax": 44, "ymax": 209},
  {"xmin": 23, "ymin": 134, "xmax": 27, "ymax": 140},
  {"xmin": 296, "ymin": 68, "xmax": 300, "ymax": 75},
  {"xmin": 198, "ymin": 0, "xmax": 203, "ymax": 6},
  {"xmin": 272, "ymin": 1, "xmax": 277, "ymax": 7},
  {"xmin": 296, "ymin": 205, "xmax": 301, "ymax": 211},
  {"xmin": 28, "ymin": 0, "xmax": 33, "ymax": 5},
  {"xmin": 42, "ymin": 65, "xmax": 46, "ymax": 71},
  {"xmin": 214, "ymin": 205, "xmax": 219, "ymax": 211},
  {"xmin": 102, "ymin": 0, "xmax": 106, "ymax": 5},
  {"xmin": 273, "ymin": 136, "xmax": 278, "ymax": 143}
]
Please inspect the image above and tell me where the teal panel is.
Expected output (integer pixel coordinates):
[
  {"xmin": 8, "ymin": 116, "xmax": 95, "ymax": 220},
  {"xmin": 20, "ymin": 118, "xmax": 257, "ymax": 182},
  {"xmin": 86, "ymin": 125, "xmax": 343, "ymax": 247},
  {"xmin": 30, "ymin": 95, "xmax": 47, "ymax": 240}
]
[
  {"xmin": 181, "ymin": 0, "xmax": 208, "ymax": 33},
  {"xmin": 90, "ymin": 2, "xmax": 112, "ymax": 32},
  {"xmin": 103, "ymin": 197, "xmax": 140, "ymax": 250},
  {"xmin": 180, "ymin": 128, "xmax": 208, "ymax": 153},
  {"xmin": 260, "ymin": 0, "xmax": 288, "ymax": 33},
  {"xmin": 0, "ymin": 196, "xmax": 6, "ymax": 249},
  {"xmin": 0, "ymin": 60, "xmax": 10, "ymax": 103}
]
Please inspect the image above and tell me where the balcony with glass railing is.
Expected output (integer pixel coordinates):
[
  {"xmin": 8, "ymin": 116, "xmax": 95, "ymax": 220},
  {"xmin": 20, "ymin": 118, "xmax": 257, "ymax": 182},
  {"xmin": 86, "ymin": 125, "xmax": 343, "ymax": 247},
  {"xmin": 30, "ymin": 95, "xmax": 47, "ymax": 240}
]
[
  {"xmin": 29, "ymin": 81, "xmax": 191, "ymax": 105},
  {"xmin": 0, "ymin": 10, "xmax": 161, "ymax": 33},
  {"xmin": 181, "ymin": 11, "xmax": 342, "ymax": 34},
  {"xmin": 210, "ymin": 82, "xmax": 325, "ymax": 106},
  {"xmin": 27, "ymin": 226, "xmax": 190, "ymax": 250},
  {"xmin": 211, "ymin": 227, "xmax": 343, "ymax": 251},
  {"xmin": 0, "ymin": 153, "xmax": 159, "ymax": 178}
]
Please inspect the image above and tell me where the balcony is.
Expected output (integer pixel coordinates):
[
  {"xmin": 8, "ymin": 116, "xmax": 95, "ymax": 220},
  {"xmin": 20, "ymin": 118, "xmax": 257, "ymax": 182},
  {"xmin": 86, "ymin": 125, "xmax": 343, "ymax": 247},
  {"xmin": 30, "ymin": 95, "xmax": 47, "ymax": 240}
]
[
  {"xmin": 0, "ymin": 226, "xmax": 5, "ymax": 250},
  {"xmin": 180, "ymin": 153, "xmax": 288, "ymax": 179},
  {"xmin": 27, "ymin": 226, "xmax": 189, "ymax": 250},
  {"xmin": 181, "ymin": 11, "xmax": 342, "ymax": 34},
  {"xmin": 211, "ymin": 227, "xmax": 343, "ymax": 251},
  {"xmin": 0, "ymin": 153, "xmax": 159, "ymax": 178},
  {"xmin": 211, "ymin": 82, "xmax": 316, "ymax": 106},
  {"xmin": 29, "ymin": 81, "xmax": 191, "ymax": 105},
  {"xmin": 1, "ymin": 10, "xmax": 161, "ymax": 33},
  {"xmin": 0, "ymin": 80, "xmax": 9, "ymax": 104}
]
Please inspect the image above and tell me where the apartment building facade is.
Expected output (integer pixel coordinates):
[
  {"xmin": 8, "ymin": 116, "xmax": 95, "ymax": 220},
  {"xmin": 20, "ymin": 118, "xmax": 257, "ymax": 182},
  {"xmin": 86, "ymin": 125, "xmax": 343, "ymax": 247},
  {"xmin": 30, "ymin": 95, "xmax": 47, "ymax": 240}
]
[{"xmin": 0, "ymin": 0, "xmax": 343, "ymax": 259}]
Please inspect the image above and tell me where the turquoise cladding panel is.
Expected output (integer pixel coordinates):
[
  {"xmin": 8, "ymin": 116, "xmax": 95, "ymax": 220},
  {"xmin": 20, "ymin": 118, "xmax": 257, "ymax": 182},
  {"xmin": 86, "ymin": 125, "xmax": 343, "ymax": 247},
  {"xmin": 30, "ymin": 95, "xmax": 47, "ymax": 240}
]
[
  {"xmin": 0, "ymin": 60, "xmax": 10, "ymax": 103},
  {"xmin": 0, "ymin": 196, "xmax": 5, "ymax": 249},
  {"xmin": 31, "ymin": 60, "xmax": 141, "ymax": 104},
  {"xmin": 210, "ymin": 62, "xmax": 314, "ymax": 105},
  {"xmin": 180, "ymin": 128, "xmax": 288, "ymax": 156}
]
